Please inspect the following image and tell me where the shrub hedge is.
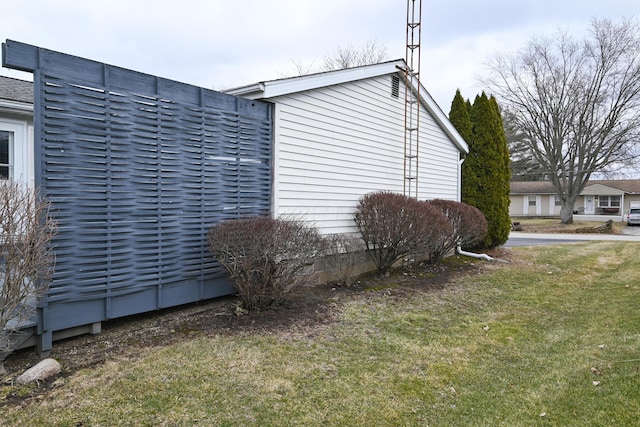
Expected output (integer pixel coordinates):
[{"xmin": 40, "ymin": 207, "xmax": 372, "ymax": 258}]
[
  {"xmin": 353, "ymin": 191, "xmax": 452, "ymax": 275},
  {"xmin": 208, "ymin": 216, "xmax": 324, "ymax": 311}
]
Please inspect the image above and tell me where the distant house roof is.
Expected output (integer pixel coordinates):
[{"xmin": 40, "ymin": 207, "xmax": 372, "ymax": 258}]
[
  {"xmin": 510, "ymin": 181, "xmax": 557, "ymax": 194},
  {"xmin": 224, "ymin": 59, "xmax": 469, "ymax": 155},
  {"xmin": 511, "ymin": 179, "xmax": 640, "ymax": 195},
  {"xmin": 0, "ymin": 75, "xmax": 33, "ymax": 103},
  {"xmin": 0, "ymin": 75, "xmax": 33, "ymax": 116}
]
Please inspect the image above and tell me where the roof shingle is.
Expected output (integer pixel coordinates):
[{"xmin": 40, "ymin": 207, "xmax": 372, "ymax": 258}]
[{"xmin": 0, "ymin": 76, "xmax": 33, "ymax": 104}]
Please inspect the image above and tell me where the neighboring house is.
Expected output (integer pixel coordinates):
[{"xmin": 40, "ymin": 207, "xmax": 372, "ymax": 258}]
[
  {"xmin": 225, "ymin": 60, "xmax": 469, "ymax": 234},
  {"xmin": 510, "ymin": 180, "xmax": 640, "ymax": 221},
  {"xmin": 0, "ymin": 75, "xmax": 34, "ymax": 187}
]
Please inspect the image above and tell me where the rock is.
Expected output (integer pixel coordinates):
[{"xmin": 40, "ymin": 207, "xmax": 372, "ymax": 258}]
[{"xmin": 15, "ymin": 358, "xmax": 61, "ymax": 385}]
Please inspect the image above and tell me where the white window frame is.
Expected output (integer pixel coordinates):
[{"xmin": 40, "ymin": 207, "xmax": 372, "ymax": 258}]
[
  {"xmin": 598, "ymin": 195, "xmax": 620, "ymax": 207},
  {"xmin": 0, "ymin": 128, "xmax": 13, "ymax": 179},
  {"xmin": 0, "ymin": 119, "xmax": 30, "ymax": 186}
]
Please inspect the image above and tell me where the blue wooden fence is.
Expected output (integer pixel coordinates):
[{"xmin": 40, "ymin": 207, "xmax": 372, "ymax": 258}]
[{"xmin": 2, "ymin": 40, "xmax": 273, "ymax": 351}]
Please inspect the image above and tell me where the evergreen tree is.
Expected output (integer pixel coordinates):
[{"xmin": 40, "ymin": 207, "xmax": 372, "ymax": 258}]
[
  {"xmin": 449, "ymin": 90, "xmax": 479, "ymax": 207},
  {"xmin": 449, "ymin": 90, "xmax": 472, "ymax": 142},
  {"xmin": 489, "ymin": 95, "xmax": 512, "ymax": 247},
  {"xmin": 449, "ymin": 91, "xmax": 511, "ymax": 248}
]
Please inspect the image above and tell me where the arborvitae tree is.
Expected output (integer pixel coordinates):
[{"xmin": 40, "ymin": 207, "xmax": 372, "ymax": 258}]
[
  {"xmin": 450, "ymin": 91, "xmax": 511, "ymax": 248},
  {"xmin": 489, "ymin": 95, "xmax": 511, "ymax": 246},
  {"xmin": 449, "ymin": 89, "xmax": 472, "ymax": 142},
  {"xmin": 449, "ymin": 90, "xmax": 479, "ymax": 206}
]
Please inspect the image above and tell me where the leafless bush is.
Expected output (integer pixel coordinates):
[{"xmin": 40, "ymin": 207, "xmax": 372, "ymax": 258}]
[
  {"xmin": 353, "ymin": 191, "xmax": 452, "ymax": 276},
  {"xmin": 208, "ymin": 216, "xmax": 324, "ymax": 311},
  {"xmin": 426, "ymin": 199, "xmax": 489, "ymax": 264},
  {"xmin": 323, "ymin": 234, "xmax": 365, "ymax": 287},
  {"xmin": 1, "ymin": 182, "xmax": 57, "ymax": 353}
]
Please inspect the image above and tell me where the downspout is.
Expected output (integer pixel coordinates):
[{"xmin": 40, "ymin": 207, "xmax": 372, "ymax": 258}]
[
  {"xmin": 458, "ymin": 155, "xmax": 464, "ymax": 202},
  {"xmin": 455, "ymin": 152, "xmax": 494, "ymax": 261},
  {"xmin": 456, "ymin": 245, "xmax": 494, "ymax": 261}
]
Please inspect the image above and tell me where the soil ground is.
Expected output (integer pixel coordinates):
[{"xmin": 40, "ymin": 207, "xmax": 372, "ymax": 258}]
[{"xmin": 1, "ymin": 247, "xmax": 510, "ymax": 406}]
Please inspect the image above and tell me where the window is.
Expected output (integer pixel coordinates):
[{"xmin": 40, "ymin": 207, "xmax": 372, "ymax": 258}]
[
  {"xmin": 528, "ymin": 196, "xmax": 536, "ymax": 206},
  {"xmin": 555, "ymin": 196, "xmax": 562, "ymax": 206},
  {"xmin": 598, "ymin": 195, "xmax": 620, "ymax": 207},
  {"xmin": 0, "ymin": 120, "xmax": 28, "ymax": 184},
  {"xmin": 0, "ymin": 130, "xmax": 13, "ymax": 180},
  {"xmin": 391, "ymin": 75, "xmax": 400, "ymax": 98}
]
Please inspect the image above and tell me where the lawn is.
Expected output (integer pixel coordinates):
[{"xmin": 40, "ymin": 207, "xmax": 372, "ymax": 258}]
[{"xmin": 2, "ymin": 242, "xmax": 639, "ymax": 426}]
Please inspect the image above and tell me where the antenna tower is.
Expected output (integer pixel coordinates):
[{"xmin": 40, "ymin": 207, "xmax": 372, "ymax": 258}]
[{"xmin": 403, "ymin": 0, "xmax": 422, "ymax": 198}]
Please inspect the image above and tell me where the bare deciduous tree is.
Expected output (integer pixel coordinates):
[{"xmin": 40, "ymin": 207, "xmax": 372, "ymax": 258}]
[
  {"xmin": 290, "ymin": 58, "xmax": 317, "ymax": 76},
  {"xmin": 1, "ymin": 181, "xmax": 56, "ymax": 356},
  {"xmin": 291, "ymin": 39, "xmax": 388, "ymax": 76},
  {"xmin": 322, "ymin": 39, "xmax": 388, "ymax": 71},
  {"xmin": 502, "ymin": 110, "xmax": 549, "ymax": 181},
  {"xmin": 484, "ymin": 18, "xmax": 640, "ymax": 223}
]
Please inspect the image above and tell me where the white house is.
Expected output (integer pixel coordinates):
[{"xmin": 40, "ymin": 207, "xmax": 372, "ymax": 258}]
[
  {"xmin": 1, "ymin": 48, "xmax": 469, "ymax": 354},
  {"xmin": 225, "ymin": 60, "xmax": 469, "ymax": 234},
  {"xmin": 0, "ymin": 76, "xmax": 34, "ymax": 187},
  {"xmin": 510, "ymin": 180, "xmax": 640, "ymax": 221}
]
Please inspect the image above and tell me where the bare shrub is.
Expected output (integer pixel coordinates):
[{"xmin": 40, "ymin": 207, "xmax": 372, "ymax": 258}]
[
  {"xmin": 353, "ymin": 191, "xmax": 451, "ymax": 276},
  {"xmin": 323, "ymin": 234, "xmax": 365, "ymax": 287},
  {"xmin": 208, "ymin": 216, "xmax": 324, "ymax": 311},
  {"xmin": 426, "ymin": 199, "xmax": 489, "ymax": 263},
  {"xmin": 1, "ymin": 182, "xmax": 57, "ymax": 354}
]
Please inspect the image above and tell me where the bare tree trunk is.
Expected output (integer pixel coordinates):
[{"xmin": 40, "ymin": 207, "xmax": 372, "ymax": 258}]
[{"xmin": 560, "ymin": 204, "xmax": 574, "ymax": 224}]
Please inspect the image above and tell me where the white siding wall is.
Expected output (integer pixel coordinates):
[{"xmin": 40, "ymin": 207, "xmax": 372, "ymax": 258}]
[
  {"xmin": 269, "ymin": 75, "xmax": 462, "ymax": 234},
  {"xmin": 509, "ymin": 195, "xmax": 525, "ymax": 216}
]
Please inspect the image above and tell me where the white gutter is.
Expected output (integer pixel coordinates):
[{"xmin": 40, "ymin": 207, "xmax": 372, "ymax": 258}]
[{"xmin": 0, "ymin": 99, "xmax": 33, "ymax": 113}]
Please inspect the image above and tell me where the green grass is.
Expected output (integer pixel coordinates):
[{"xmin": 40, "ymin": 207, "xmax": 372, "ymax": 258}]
[{"xmin": 3, "ymin": 242, "xmax": 640, "ymax": 426}]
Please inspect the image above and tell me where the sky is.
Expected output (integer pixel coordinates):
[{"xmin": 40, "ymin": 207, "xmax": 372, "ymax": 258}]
[{"xmin": 1, "ymin": 0, "xmax": 638, "ymax": 111}]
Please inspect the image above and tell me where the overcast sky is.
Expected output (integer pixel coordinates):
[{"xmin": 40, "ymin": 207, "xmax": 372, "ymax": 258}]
[{"xmin": 1, "ymin": 1, "xmax": 638, "ymax": 110}]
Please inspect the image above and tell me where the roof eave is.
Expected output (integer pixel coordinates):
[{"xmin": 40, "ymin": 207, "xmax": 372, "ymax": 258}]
[
  {"xmin": 395, "ymin": 65, "xmax": 468, "ymax": 154},
  {"xmin": 224, "ymin": 60, "xmax": 469, "ymax": 155},
  {"xmin": 223, "ymin": 82, "xmax": 265, "ymax": 99},
  {"xmin": 224, "ymin": 60, "xmax": 406, "ymax": 99}
]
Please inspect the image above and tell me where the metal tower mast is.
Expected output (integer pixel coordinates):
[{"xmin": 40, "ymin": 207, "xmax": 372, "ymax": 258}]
[{"xmin": 403, "ymin": 0, "xmax": 422, "ymax": 198}]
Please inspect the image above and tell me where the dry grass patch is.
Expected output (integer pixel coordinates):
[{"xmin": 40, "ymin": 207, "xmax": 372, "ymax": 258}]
[{"xmin": 512, "ymin": 218, "xmax": 626, "ymax": 234}]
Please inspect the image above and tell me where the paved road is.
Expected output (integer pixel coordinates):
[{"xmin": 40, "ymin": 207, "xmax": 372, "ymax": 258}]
[{"xmin": 505, "ymin": 227, "xmax": 640, "ymax": 247}]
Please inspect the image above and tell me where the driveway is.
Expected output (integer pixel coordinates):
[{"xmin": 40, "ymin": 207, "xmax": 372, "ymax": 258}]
[{"xmin": 620, "ymin": 225, "xmax": 640, "ymax": 236}]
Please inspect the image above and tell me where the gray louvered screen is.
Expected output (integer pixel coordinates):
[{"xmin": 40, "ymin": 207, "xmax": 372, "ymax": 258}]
[{"xmin": 2, "ymin": 41, "xmax": 272, "ymax": 351}]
